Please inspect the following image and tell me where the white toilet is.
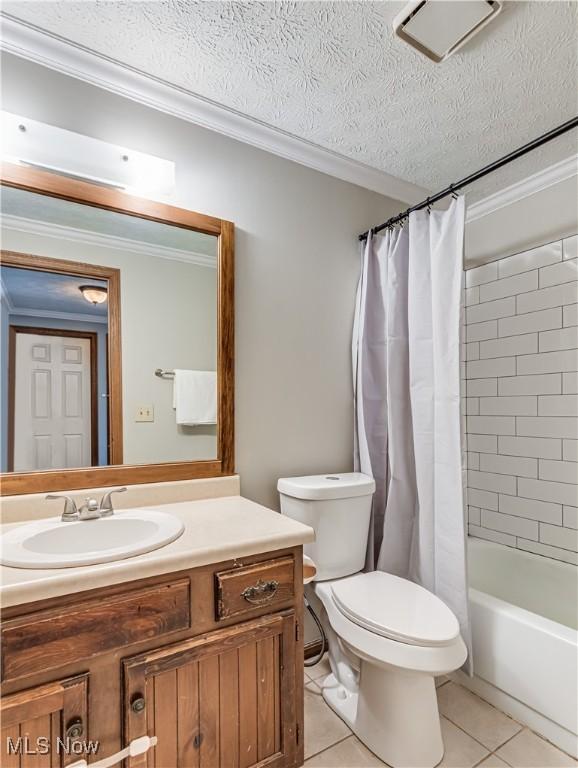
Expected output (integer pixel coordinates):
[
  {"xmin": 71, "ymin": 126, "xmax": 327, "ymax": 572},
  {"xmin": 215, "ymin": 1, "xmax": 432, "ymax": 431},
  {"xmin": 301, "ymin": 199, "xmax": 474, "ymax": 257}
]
[{"xmin": 278, "ymin": 472, "xmax": 467, "ymax": 768}]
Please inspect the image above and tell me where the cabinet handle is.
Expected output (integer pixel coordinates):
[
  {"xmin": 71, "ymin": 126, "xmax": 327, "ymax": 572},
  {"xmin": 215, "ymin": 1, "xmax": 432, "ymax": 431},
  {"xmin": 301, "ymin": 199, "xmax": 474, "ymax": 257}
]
[
  {"xmin": 66, "ymin": 718, "xmax": 84, "ymax": 740},
  {"xmin": 241, "ymin": 579, "xmax": 279, "ymax": 604},
  {"xmin": 131, "ymin": 696, "xmax": 146, "ymax": 713},
  {"xmin": 193, "ymin": 734, "xmax": 203, "ymax": 749}
]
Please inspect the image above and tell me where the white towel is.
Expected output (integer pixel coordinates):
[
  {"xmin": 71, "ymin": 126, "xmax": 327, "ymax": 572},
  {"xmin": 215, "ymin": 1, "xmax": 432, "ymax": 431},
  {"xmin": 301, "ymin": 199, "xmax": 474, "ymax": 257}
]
[{"xmin": 172, "ymin": 370, "xmax": 217, "ymax": 426}]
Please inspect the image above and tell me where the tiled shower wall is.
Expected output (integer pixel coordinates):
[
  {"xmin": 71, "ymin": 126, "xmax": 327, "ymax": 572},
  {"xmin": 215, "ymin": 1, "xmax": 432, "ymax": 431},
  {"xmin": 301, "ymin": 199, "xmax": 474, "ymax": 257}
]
[{"xmin": 463, "ymin": 234, "xmax": 578, "ymax": 565}]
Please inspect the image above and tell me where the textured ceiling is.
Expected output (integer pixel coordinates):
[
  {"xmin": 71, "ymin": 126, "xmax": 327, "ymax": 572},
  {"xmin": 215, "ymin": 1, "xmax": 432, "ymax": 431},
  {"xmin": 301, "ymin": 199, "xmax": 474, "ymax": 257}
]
[
  {"xmin": 2, "ymin": 1, "xmax": 577, "ymax": 199},
  {"xmin": 1, "ymin": 265, "xmax": 108, "ymax": 317}
]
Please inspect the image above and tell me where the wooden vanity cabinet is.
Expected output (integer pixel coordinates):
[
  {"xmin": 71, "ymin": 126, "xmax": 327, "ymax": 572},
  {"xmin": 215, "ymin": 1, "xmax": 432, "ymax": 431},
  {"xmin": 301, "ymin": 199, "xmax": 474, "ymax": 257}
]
[
  {"xmin": 1, "ymin": 674, "xmax": 88, "ymax": 767},
  {"xmin": 0, "ymin": 546, "xmax": 304, "ymax": 768}
]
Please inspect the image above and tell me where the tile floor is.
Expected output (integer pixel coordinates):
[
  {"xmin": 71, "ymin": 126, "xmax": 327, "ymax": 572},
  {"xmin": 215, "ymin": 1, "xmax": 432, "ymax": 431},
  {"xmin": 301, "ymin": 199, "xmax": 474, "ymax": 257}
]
[{"xmin": 303, "ymin": 658, "xmax": 577, "ymax": 768}]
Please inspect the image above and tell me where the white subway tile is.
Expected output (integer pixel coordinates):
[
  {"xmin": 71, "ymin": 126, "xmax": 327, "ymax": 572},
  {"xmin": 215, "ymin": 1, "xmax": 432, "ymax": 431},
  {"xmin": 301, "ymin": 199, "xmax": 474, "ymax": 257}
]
[
  {"xmin": 467, "ymin": 297, "xmax": 516, "ymax": 324},
  {"xmin": 479, "ymin": 396, "xmax": 537, "ymax": 416},
  {"xmin": 468, "ymin": 434, "xmax": 498, "ymax": 453},
  {"xmin": 563, "ymin": 506, "xmax": 578, "ymax": 529},
  {"xmin": 516, "ymin": 538, "xmax": 578, "ymax": 565},
  {"xmin": 468, "ymin": 506, "xmax": 481, "ymax": 526},
  {"xmin": 466, "ymin": 342, "xmax": 480, "ymax": 361},
  {"xmin": 469, "ymin": 524, "xmax": 516, "ymax": 547},
  {"xmin": 517, "ymin": 416, "xmax": 578, "ymax": 439},
  {"xmin": 499, "ymin": 494, "xmax": 562, "ymax": 525},
  {"xmin": 517, "ymin": 282, "xmax": 578, "ymax": 314},
  {"xmin": 563, "ymin": 235, "xmax": 578, "ymax": 261},
  {"xmin": 498, "ymin": 307, "xmax": 561, "ymax": 338},
  {"xmin": 465, "ymin": 286, "xmax": 480, "ymax": 306},
  {"xmin": 467, "ymin": 452, "xmax": 480, "ymax": 470},
  {"xmin": 539, "ymin": 459, "xmax": 578, "ymax": 484},
  {"xmin": 480, "ymin": 270, "xmax": 538, "ymax": 303},
  {"xmin": 563, "ymin": 440, "xmax": 578, "ymax": 461},
  {"xmin": 498, "ymin": 241, "xmax": 562, "ymax": 278},
  {"xmin": 466, "ymin": 261, "xmax": 498, "ymax": 288},
  {"xmin": 518, "ymin": 477, "xmax": 578, "ymax": 506},
  {"xmin": 467, "ymin": 320, "xmax": 498, "ymax": 342},
  {"xmin": 516, "ymin": 349, "xmax": 578, "ymax": 375},
  {"xmin": 539, "ymin": 523, "xmax": 578, "ymax": 552},
  {"xmin": 481, "ymin": 509, "xmax": 538, "ymax": 540},
  {"xmin": 539, "ymin": 258, "xmax": 578, "ymax": 288},
  {"xmin": 538, "ymin": 395, "xmax": 578, "ymax": 417},
  {"xmin": 468, "ymin": 470, "xmax": 517, "ymax": 495},
  {"xmin": 467, "ymin": 378, "xmax": 498, "ymax": 397},
  {"xmin": 466, "ymin": 398, "xmax": 479, "ymax": 415},
  {"xmin": 563, "ymin": 372, "xmax": 578, "ymax": 394},
  {"xmin": 467, "ymin": 357, "xmax": 516, "ymax": 379},
  {"xmin": 480, "ymin": 333, "xmax": 537, "ymax": 359},
  {"xmin": 467, "ymin": 415, "xmax": 515, "ymax": 435},
  {"xmin": 468, "ymin": 488, "xmax": 498, "ymax": 510},
  {"xmin": 498, "ymin": 374, "xmax": 561, "ymax": 396},
  {"xmin": 480, "ymin": 453, "xmax": 537, "ymax": 478},
  {"xmin": 539, "ymin": 326, "xmax": 578, "ymax": 353},
  {"xmin": 498, "ymin": 435, "xmax": 561, "ymax": 460},
  {"xmin": 564, "ymin": 304, "xmax": 577, "ymax": 327}
]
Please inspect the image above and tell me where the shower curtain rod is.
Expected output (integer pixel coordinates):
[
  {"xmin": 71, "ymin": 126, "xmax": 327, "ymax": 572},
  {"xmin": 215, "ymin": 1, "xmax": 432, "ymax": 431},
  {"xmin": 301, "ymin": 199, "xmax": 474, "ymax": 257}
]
[{"xmin": 359, "ymin": 116, "xmax": 578, "ymax": 241}]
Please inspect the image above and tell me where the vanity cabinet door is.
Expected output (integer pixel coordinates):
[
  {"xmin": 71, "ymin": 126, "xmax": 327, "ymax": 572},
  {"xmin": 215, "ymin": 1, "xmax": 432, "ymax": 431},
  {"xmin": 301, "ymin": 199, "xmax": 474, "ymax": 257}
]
[
  {"xmin": 1, "ymin": 674, "xmax": 88, "ymax": 767},
  {"xmin": 124, "ymin": 611, "xmax": 298, "ymax": 768}
]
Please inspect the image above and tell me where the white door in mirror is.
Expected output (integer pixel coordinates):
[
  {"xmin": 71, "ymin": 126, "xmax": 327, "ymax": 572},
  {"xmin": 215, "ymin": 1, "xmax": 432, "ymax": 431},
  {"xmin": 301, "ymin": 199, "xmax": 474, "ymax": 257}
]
[{"xmin": 0, "ymin": 510, "xmax": 184, "ymax": 569}]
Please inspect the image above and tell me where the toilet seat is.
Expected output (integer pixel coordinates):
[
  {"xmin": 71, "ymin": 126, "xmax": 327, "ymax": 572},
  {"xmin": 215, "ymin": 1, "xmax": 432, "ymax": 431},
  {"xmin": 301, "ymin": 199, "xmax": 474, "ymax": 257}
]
[{"xmin": 331, "ymin": 571, "xmax": 460, "ymax": 648}]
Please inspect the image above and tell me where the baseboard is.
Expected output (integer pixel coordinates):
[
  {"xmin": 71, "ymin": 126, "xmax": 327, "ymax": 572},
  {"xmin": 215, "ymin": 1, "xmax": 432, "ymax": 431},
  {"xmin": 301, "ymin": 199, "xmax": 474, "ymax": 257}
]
[
  {"xmin": 452, "ymin": 671, "xmax": 578, "ymax": 759},
  {"xmin": 304, "ymin": 639, "xmax": 324, "ymax": 660}
]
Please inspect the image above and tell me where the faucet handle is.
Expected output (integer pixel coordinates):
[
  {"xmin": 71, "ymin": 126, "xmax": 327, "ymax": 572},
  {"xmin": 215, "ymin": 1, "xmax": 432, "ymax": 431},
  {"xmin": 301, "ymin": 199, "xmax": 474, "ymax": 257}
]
[
  {"xmin": 46, "ymin": 494, "xmax": 79, "ymax": 521},
  {"xmin": 99, "ymin": 487, "xmax": 127, "ymax": 516}
]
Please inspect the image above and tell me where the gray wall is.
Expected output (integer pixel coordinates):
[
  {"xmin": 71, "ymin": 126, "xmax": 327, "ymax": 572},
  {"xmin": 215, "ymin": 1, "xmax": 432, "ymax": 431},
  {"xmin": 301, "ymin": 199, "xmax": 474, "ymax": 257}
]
[{"xmin": 1, "ymin": 54, "xmax": 402, "ymax": 509}]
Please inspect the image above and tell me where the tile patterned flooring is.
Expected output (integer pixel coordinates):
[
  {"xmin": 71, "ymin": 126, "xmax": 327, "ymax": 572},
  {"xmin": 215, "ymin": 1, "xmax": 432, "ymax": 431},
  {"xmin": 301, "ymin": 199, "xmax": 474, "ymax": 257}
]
[{"xmin": 303, "ymin": 658, "xmax": 577, "ymax": 768}]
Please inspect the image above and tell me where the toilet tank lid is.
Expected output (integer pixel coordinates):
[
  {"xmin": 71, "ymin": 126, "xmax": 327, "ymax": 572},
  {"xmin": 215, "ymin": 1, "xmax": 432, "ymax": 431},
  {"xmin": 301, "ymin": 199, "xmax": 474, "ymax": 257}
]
[{"xmin": 277, "ymin": 472, "xmax": 375, "ymax": 500}]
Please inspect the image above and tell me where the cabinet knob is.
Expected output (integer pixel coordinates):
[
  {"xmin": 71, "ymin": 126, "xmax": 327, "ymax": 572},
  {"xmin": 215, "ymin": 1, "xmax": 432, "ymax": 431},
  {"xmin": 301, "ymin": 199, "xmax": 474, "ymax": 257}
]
[
  {"xmin": 66, "ymin": 719, "xmax": 84, "ymax": 740},
  {"xmin": 131, "ymin": 696, "xmax": 146, "ymax": 713},
  {"xmin": 193, "ymin": 733, "xmax": 203, "ymax": 749}
]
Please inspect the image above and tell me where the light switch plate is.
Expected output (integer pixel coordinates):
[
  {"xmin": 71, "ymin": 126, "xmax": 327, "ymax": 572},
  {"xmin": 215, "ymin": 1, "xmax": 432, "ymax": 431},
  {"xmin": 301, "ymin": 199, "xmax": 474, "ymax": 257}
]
[{"xmin": 136, "ymin": 405, "xmax": 154, "ymax": 422}]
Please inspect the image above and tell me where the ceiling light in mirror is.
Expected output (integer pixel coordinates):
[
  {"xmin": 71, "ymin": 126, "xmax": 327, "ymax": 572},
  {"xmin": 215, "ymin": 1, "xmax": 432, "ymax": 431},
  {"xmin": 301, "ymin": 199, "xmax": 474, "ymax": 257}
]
[{"xmin": 79, "ymin": 285, "xmax": 108, "ymax": 304}]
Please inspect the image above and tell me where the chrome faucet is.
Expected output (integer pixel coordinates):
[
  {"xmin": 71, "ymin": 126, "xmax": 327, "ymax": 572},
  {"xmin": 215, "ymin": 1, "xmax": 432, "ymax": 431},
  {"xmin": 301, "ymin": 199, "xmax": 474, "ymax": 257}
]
[
  {"xmin": 46, "ymin": 494, "xmax": 79, "ymax": 522},
  {"xmin": 46, "ymin": 487, "xmax": 128, "ymax": 522},
  {"xmin": 99, "ymin": 487, "xmax": 127, "ymax": 516}
]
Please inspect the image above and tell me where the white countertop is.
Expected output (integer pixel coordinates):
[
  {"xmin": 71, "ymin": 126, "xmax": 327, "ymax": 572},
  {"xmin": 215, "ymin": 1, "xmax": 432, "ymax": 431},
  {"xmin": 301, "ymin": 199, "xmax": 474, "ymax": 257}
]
[{"xmin": 0, "ymin": 496, "xmax": 314, "ymax": 609}]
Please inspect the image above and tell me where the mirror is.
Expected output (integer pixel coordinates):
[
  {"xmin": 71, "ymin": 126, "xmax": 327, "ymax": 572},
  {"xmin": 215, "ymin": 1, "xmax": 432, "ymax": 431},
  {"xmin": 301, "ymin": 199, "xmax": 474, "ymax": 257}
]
[{"xmin": 0, "ymin": 164, "xmax": 234, "ymax": 494}]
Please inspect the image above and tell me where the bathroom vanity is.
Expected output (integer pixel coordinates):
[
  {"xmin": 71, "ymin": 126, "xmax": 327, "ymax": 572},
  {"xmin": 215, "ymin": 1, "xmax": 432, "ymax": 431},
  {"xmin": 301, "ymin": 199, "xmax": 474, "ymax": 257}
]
[{"xmin": 0, "ymin": 496, "xmax": 314, "ymax": 768}]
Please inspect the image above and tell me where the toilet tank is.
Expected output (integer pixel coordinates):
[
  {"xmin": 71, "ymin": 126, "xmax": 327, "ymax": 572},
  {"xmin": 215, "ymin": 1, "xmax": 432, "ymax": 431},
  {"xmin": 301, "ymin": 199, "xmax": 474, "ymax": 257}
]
[{"xmin": 278, "ymin": 473, "xmax": 375, "ymax": 581}]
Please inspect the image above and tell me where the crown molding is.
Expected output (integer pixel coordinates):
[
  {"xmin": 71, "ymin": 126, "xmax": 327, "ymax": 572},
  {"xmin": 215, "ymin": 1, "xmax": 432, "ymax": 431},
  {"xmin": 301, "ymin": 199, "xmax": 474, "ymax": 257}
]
[
  {"xmin": 1, "ymin": 214, "xmax": 217, "ymax": 269},
  {"xmin": 8, "ymin": 306, "xmax": 108, "ymax": 325},
  {"xmin": 0, "ymin": 15, "xmax": 427, "ymax": 205},
  {"xmin": 466, "ymin": 154, "xmax": 578, "ymax": 223}
]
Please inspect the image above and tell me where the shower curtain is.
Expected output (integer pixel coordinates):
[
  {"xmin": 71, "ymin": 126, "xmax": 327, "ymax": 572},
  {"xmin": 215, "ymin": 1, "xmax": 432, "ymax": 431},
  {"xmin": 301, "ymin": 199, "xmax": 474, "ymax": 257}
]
[{"xmin": 353, "ymin": 196, "xmax": 472, "ymax": 670}]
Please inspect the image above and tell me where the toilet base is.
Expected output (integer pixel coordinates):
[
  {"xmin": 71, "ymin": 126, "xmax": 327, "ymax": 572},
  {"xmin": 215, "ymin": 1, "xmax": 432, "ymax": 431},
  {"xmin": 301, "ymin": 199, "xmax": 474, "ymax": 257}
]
[{"xmin": 320, "ymin": 662, "xmax": 444, "ymax": 768}]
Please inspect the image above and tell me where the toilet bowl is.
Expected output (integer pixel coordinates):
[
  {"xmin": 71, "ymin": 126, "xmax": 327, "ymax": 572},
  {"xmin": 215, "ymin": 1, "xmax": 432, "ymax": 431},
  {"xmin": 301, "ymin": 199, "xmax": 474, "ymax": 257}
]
[
  {"xmin": 315, "ymin": 572, "xmax": 467, "ymax": 768},
  {"xmin": 278, "ymin": 472, "xmax": 467, "ymax": 768}
]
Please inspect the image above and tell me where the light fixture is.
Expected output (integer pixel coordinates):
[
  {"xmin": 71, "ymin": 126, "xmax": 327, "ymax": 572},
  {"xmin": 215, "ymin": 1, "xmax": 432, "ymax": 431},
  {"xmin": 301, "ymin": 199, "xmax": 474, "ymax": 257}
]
[
  {"xmin": 1, "ymin": 111, "xmax": 176, "ymax": 198},
  {"xmin": 79, "ymin": 285, "xmax": 108, "ymax": 305},
  {"xmin": 393, "ymin": 0, "xmax": 502, "ymax": 63}
]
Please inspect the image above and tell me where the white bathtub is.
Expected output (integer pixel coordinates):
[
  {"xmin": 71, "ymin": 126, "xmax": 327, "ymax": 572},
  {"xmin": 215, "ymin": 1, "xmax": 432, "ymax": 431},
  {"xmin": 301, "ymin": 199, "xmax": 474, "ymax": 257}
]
[{"xmin": 454, "ymin": 537, "xmax": 578, "ymax": 757}]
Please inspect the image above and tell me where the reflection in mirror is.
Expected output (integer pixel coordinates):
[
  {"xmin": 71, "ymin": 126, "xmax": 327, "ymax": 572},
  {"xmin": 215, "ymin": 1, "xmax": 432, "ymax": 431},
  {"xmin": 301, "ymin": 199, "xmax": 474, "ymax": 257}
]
[{"xmin": 1, "ymin": 186, "xmax": 218, "ymax": 473}]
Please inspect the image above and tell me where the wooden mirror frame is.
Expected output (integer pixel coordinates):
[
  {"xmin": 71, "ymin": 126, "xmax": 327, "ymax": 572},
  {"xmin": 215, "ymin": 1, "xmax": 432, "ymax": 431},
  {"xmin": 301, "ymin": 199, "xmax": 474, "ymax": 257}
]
[{"xmin": 0, "ymin": 161, "xmax": 234, "ymax": 495}]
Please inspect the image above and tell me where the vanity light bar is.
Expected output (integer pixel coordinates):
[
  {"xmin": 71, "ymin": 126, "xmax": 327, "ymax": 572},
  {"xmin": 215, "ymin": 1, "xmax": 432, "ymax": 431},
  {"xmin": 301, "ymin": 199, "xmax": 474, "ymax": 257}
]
[{"xmin": 0, "ymin": 111, "xmax": 175, "ymax": 198}]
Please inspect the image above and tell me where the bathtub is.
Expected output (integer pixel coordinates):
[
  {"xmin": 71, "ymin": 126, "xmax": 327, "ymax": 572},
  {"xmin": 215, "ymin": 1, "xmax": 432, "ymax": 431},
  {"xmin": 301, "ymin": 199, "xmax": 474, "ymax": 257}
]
[{"xmin": 454, "ymin": 537, "xmax": 578, "ymax": 757}]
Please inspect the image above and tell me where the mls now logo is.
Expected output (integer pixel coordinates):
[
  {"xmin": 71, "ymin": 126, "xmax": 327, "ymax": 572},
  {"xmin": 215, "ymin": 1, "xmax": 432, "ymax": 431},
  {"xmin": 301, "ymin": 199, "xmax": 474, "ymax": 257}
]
[{"xmin": 6, "ymin": 736, "xmax": 100, "ymax": 756}]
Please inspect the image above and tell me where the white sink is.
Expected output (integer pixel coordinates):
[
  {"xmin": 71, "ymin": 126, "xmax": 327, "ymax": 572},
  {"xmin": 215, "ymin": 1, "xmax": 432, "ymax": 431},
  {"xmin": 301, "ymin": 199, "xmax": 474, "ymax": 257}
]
[{"xmin": 0, "ymin": 510, "xmax": 184, "ymax": 569}]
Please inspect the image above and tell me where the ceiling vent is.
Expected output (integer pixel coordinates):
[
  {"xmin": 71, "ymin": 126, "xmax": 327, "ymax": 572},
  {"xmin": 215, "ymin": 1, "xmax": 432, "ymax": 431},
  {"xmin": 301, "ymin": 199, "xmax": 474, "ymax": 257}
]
[{"xmin": 393, "ymin": 0, "xmax": 502, "ymax": 63}]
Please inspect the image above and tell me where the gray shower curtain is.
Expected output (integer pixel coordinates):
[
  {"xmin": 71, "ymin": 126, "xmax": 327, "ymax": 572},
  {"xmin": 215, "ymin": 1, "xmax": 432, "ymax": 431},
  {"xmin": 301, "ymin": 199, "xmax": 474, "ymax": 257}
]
[{"xmin": 352, "ymin": 197, "xmax": 472, "ymax": 670}]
